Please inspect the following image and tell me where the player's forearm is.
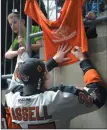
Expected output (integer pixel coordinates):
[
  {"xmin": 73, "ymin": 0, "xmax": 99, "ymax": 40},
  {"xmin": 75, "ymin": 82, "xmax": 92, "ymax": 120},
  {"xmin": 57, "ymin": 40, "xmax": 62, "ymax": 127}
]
[
  {"xmin": 5, "ymin": 50, "xmax": 18, "ymax": 59},
  {"xmin": 80, "ymin": 59, "xmax": 94, "ymax": 74},
  {"xmin": 79, "ymin": 54, "xmax": 106, "ymax": 109},
  {"xmin": 46, "ymin": 58, "xmax": 58, "ymax": 72},
  {"xmin": 80, "ymin": 59, "xmax": 103, "ymax": 85}
]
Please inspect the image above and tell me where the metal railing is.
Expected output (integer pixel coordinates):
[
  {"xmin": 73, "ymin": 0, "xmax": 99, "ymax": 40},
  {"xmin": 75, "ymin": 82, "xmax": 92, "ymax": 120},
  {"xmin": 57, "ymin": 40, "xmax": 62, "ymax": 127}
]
[
  {"xmin": 4, "ymin": 0, "xmax": 8, "ymax": 74},
  {"xmin": 1, "ymin": 0, "xmax": 107, "ymax": 79}
]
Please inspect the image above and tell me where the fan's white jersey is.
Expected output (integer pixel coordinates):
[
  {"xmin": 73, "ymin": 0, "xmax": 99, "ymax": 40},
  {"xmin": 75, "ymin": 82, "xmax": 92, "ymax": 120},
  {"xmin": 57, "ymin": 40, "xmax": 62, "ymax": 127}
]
[
  {"xmin": 8, "ymin": 52, "xmax": 29, "ymax": 91},
  {"xmin": 5, "ymin": 84, "xmax": 104, "ymax": 129}
]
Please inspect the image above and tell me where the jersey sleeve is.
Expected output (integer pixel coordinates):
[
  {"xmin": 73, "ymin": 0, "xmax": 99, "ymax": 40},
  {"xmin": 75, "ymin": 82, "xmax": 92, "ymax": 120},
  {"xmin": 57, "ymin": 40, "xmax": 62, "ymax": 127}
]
[
  {"xmin": 31, "ymin": 26, "xmax": 42, "ymax": 44},
  {"xmin": 46, "ymin": 82, "xmax": 106, "ymax": 120},
  {"xmin": 80, "ymin": 59, "xmax": 103, "ymax": 85},
  {"xmin": 43, "ymin": 86, "xmax": 78, "ymax": 114}
]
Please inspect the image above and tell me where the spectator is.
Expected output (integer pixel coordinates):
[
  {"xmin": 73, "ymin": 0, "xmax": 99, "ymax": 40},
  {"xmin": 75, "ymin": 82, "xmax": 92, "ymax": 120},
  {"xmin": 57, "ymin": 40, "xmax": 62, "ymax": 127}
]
[
  {"xmin": 1, "ymin": 0, "xmax": 47, "ymax": 74},
  {"xmin": 5, "ymin": 12, "xmax": 43, "ymax": 66},
  {"xmin": 84, "ymin": 0, "xmax": 105, "ymax": 20},
  {"xmin": 55, "ymin": 0, "xmax": 104, "ymax": 20}
]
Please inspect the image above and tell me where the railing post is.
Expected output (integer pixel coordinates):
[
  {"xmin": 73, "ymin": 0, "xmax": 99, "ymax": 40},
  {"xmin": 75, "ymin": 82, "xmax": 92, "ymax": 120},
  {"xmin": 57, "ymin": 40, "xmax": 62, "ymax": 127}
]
[
  {"xmin": 55, "ymin": 0, "xmax": 58, "ymax": 19},
  {"xmin": 26, "ymin": 16, "xmax": 32, "ymax": 57},
  {"xmin": 97, "ymin": 0, "xmax": 100, "ymax": 16},
  {"xmin": 19, "ymin": 0, "xmax": 22, "ymax": 35},
  {"xmin": 47, "ymin": 0, "xmax": 49, "ymax": 19},
  {"xmin": 85, "ymin": 1, "xmax": 88, "ymax": 15},
  {"xmin": 4, "ymin": 0, "xmax": 8, "ymax": 74}
]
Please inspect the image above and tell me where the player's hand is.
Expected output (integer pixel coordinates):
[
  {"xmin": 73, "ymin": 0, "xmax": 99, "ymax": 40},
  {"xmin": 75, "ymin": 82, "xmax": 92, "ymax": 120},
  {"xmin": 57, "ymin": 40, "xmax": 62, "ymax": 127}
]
[
  {"xmin": 18, "ymin": 35, "xmax": 25, "ymax": 47},
  {"xmin": 17, "ymin": 47, "xmax": 26, "ymax": 55},
  {"xmin": 53, "ymin": 44, "xmax": 72, "ymax": 64},
  {"xmin": 71, "ymin": 46, "xmax": 87, "ymax": 61}
]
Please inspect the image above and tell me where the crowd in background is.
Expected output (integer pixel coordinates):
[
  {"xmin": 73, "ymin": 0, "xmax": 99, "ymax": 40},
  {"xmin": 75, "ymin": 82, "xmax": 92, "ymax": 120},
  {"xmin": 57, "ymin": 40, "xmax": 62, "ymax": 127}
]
[{"xmin": 1, "ymin": 0, "xmax": 107, "ymax": 75}]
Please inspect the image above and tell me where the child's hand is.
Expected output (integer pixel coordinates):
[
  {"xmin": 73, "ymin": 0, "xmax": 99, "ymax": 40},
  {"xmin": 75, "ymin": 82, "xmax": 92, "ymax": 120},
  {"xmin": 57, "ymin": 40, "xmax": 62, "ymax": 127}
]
[
  {"xmin": 17, "ymin": 47, "xmax": 26, "ymax": 55},
  {"xmin": 18, "ymin": 35, "xmax": 25, "ymax": 47}
]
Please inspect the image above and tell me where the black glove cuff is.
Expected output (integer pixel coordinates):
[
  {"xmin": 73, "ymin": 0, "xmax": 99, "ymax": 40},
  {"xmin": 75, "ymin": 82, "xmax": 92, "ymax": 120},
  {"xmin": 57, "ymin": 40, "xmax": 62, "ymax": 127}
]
[
  {"xmin": 80, "ymin": 59, "xmax": 94, "ymax": 74},
  {"xmin": 46, "ymin": 58, "xmax": 58, "ymax": 72}
]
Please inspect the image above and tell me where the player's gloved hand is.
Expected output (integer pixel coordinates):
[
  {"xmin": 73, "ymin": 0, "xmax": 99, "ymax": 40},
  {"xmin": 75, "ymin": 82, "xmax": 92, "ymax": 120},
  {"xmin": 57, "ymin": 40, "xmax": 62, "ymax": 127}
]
[
  {"xmin": 53, "ymin": 44, "xmax": 72, "ymax": 64},
  {"xmin": 71, "ymin": 46, "xmax": 87, "ymax": 61}
]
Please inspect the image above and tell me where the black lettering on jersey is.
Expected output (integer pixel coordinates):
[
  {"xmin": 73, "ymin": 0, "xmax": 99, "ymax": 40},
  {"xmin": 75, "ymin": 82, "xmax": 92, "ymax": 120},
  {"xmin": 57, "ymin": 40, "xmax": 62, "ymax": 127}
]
[
  {"xmin": 10, "ymin": 106, "xmax": 52, "ymax": 121},
  {"xmin": 78, "ymin": 92, "xmax": 93, "ymax": 107},
  {"xmin": 18, "ymin": 98, "xmax": 31, "ymax": 103}
]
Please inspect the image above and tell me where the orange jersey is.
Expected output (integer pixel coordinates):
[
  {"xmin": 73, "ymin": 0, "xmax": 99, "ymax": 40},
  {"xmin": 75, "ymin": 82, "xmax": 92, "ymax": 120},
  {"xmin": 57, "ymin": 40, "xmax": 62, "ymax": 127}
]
[{"xmin": 24, "ymin": 0, "xmax": 88, "ymax": 66}]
